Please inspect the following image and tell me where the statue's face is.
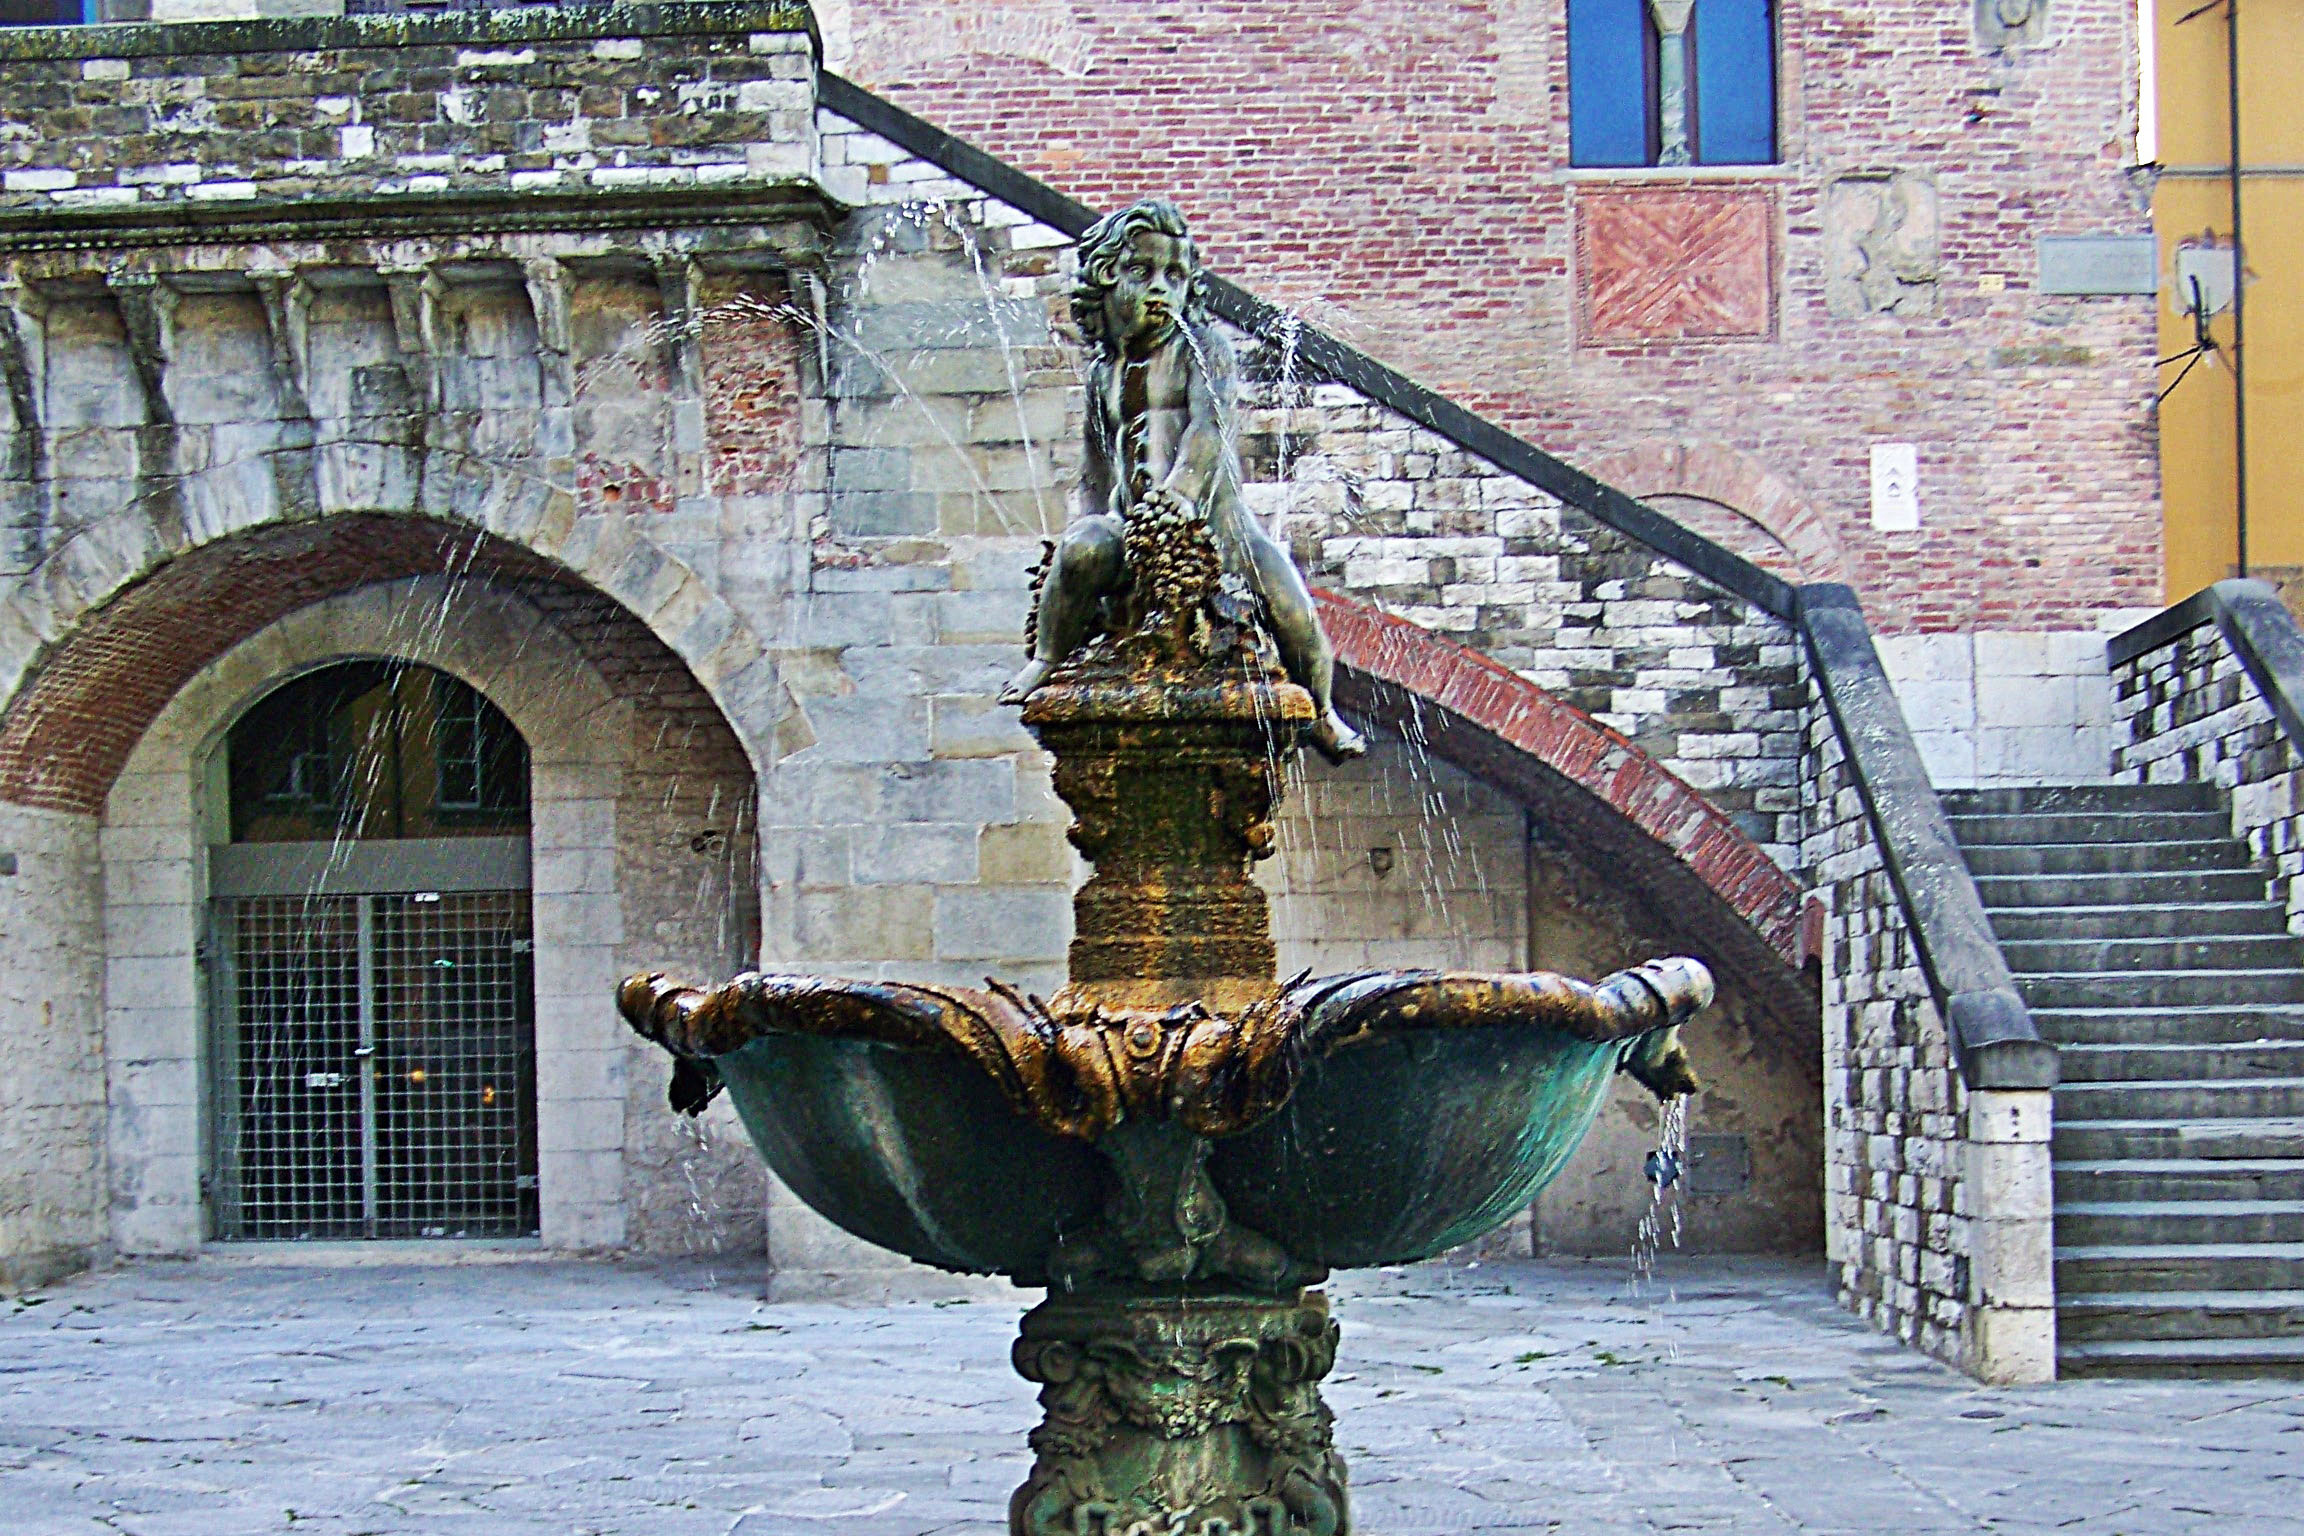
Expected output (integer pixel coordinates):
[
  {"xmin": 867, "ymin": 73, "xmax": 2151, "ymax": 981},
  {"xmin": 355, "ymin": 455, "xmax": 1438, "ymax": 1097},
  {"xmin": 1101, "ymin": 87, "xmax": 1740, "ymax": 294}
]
[{"xmin": 1102, "ymin": 229, "xmax": 1193, "ymax": 355}]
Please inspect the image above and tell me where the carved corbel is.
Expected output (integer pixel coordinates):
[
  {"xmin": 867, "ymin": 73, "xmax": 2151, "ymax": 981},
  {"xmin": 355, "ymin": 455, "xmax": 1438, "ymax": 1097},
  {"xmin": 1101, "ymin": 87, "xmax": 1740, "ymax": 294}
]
[
  {"xmin": 382, "ymin": 264, "xmax": 446, "ymax": 416},
  {"xmin": 519, "ymin": 256, "xmax": 576, "ymax": 410},
  {"xmin": 0, "ymin": 275, "xmax": 45, "ymax": 487},
  {"xmin": 106, "ymin": 272, "xmax": 178, "ymax": 427},
  {"xmin": 249, "ymin": 269, "xmax": 315, "ymax": 422},
  {"xmin": 0, "ymin": 274, "xmax": 44, "ymax": 566},
  {"xmin": 106, "ymin": 271, "xmax": 188, "ymax": 549},
  {"xmin": 251, "ymin": 269, "xmax": 322, "ymax": 519}
]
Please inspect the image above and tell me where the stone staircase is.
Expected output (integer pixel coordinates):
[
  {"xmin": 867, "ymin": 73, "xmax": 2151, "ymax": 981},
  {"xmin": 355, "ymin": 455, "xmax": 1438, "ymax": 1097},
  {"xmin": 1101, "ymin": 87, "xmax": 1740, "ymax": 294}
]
[{"xmin": 1943, "ymin": 783, "xmax": 2304, "ymax": 1377}]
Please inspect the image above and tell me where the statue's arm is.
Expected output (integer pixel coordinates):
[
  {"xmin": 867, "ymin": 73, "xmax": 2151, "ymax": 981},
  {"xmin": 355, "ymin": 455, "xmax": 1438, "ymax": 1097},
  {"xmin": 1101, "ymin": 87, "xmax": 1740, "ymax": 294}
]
[{"xmin": 1161, "ymin": 324, "xmax": 1237, "ymax": 512}]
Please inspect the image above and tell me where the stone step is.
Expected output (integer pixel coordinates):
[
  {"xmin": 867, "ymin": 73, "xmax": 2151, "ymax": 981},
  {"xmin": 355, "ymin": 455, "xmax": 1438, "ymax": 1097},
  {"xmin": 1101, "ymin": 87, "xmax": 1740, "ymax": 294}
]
[
  {"xmin": 2056, "ymin": 1241, "xmax": 2304, "ymax": 1293},
  {"xmin": 2057, "ymin": 1079, "xmax": 2304, "ymax": 1121},
  {"xmin": 2053, "ymin": 1117, "xmax": 2304, "ymax": 1160},
  {"xmin": 1943, "ymin": 810, "xmax": 2233, "ymax": 845},
  {"xmin": 1986, "ymin": 902, "xmax": 2292, "ymax": 941},
  {"xmin": 2000, "ymin": 934, "xmax": 2304, "ymax": 974},
  {"xmin": 2057, "ymin": 1158, "xmax": 2304, "ymax": 1203},
  {"xmin": 2058, "ymin": 1334, "xmax": 2304, "ymax": 1378},
  {"xmin": 2056, "ymin": 1199, "xmax": 2304, "ymax": 1245},
  {"xmin": 1962, "ymin": 840, "xmax": 2253, "ymax": 876},
  {"xmin": 2021, "ymin": 969, "xmax": 2304, "ymax": 1010},
  {"xmin": 2057, "ymin": 1289, "xmax": 2304, "ymax": 1343},
  {"xmin": 1974, "ymin": 869, "xmax": 2270, "ymax": 907},
  {"xmin": 2058, "ymin": 1040, "xmax": 2304, "ymax": 1082},
  {"xmin": 1941, "ymin": 783, "xmax": 2224, "ymax": 815},
  {"xmin": 2033, "ymin": 1006, "xmax": 2304, "ymax": 1046}
]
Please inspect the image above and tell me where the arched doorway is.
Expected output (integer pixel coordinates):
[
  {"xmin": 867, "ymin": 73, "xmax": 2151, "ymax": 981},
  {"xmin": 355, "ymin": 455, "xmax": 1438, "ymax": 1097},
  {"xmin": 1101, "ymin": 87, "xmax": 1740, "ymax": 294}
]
[{"xmin": 206, "ymin": 661, "xmax": 540, "ymax": 1242}]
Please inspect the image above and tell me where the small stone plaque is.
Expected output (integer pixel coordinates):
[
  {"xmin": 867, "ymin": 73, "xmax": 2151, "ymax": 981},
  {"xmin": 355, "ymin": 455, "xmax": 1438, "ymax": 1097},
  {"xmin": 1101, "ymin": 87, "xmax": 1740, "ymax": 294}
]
[
  {"xmin": 1870, "ymin": 443, "xmax": 1920, "ymax": 532},
  {"xmin": 2037, "ymin": 235, "xmax": 2158, "ymax": 296},
  {"xmin": 1687, "ymin": 1133, "xmax": 1751, "ymax": 1196}
]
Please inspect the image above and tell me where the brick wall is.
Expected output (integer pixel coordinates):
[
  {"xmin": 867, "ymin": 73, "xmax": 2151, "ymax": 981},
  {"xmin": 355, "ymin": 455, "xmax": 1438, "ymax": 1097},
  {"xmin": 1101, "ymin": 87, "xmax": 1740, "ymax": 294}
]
[{"xmin": 835, "ymin": 0, "xmax": 2160, "ymax": 634}]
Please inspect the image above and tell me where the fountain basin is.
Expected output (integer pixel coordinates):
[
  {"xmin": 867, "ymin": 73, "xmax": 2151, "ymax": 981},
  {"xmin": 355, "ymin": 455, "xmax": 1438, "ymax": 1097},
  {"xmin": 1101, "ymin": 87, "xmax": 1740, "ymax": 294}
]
[{"xmin": 628, "ymin": 961, "xmax": 1708, "ymax": 1287}]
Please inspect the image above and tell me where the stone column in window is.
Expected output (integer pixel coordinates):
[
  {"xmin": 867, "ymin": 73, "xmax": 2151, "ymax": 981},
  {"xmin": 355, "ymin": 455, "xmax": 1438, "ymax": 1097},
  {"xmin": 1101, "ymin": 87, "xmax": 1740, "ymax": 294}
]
[{"xmin": 1648, "ymin": 0, "xmax": 1696, "ymax": 166}]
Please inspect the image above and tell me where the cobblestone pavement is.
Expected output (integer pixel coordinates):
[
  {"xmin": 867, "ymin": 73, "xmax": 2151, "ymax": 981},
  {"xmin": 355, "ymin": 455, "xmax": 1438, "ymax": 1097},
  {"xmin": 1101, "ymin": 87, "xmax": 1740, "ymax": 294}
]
[{"xmin": 2, "ymin": 1253, "xmax": 2298, "ymax": 1535}]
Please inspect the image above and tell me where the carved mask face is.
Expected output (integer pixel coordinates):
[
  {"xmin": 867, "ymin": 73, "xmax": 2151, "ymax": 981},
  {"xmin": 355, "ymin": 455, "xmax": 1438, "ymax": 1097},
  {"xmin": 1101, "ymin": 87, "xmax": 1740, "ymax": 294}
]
[{"xmin": 1102, "ymin": 229, "xmax": 1194, "ymax": 355}]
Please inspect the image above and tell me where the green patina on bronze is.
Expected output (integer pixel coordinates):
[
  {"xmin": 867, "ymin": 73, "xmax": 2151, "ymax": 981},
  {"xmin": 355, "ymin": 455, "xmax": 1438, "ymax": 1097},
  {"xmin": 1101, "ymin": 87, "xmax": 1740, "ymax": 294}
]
[{"xmin": 620, "ymin": 199, "xmax": 1714, "ymax": 1535}]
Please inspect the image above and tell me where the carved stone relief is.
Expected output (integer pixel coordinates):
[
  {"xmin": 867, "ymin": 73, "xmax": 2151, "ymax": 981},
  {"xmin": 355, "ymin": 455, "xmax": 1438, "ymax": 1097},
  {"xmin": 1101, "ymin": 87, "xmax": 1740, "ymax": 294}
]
[
  {"xmin": 1974, "ymin": 0, "xmax": 2048, "ymax": 50},
  {"xmin": 1823, "ymin": 173, "xmax": 1941, "ymax": 319}
]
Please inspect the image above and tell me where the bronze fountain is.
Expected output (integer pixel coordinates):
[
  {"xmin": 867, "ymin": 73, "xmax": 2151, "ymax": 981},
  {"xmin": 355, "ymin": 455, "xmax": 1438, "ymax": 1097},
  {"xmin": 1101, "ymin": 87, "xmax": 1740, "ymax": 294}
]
[{"xmin": 619, "ymin": 199, "xmax": 1712, "ymax": 1535}]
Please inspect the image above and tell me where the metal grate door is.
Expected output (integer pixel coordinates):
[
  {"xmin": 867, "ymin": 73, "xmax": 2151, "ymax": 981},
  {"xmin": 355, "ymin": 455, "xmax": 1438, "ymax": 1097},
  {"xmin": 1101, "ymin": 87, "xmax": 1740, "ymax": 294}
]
[{"xmin": 213, "ymin": 889, "xmax": 538, "ymax": 1240}]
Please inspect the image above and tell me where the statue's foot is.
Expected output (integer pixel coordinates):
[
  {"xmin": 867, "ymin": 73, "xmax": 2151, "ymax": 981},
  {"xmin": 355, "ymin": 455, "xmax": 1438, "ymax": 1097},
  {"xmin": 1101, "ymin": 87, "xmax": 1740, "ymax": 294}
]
[
  {"xmin": 1308, "ymin": 711, "xmax": 1367, "ymax": 764},
  {"xmin": 999, "ymin": 657, "xmax": 1054, "ymax": 705}
]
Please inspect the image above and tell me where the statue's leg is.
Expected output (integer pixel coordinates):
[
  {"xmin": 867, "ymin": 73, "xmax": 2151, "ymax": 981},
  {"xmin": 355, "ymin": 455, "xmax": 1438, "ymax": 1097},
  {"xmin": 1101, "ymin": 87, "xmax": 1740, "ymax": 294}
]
[
  {"xmin": 1001, "ymin": 516, "xmax": 1125, "ymax": 703},
  {"xmin": 1246, "ymin": 530, "xmax": 1366, "ymax": 762}
]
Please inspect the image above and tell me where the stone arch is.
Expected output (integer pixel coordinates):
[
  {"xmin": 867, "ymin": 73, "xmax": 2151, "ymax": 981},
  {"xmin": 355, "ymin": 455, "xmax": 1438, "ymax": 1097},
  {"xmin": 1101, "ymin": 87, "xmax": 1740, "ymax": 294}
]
[
  {"xmin": 31, "ymin": 505, "xmax": 770, "ymax": 1262},
  {"xmin": 0, "ymin": 499, "xmax": 776, "ymax": 812},
  {"xmin": 1313, "ymin": 589, "xmax": 1807, "ymax": 1017},
  {"xmin": 1586, "ymin": 439, "xmax": 1850, "ymax": 586},
  {"xmin": 93, "ymin": 574, "xmax": 764, "ymax": 1260}
]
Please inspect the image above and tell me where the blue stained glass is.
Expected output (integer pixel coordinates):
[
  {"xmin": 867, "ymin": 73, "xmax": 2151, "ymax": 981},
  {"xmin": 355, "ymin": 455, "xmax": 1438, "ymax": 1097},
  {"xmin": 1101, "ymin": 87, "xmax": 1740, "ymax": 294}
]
[
  {"xmin": 1694, "ymin": 0, "xmax": 1777, "ymax": 165},
  {"xmin": 1569, "ymin": 0, "xmax": 1653, "ymax": 168}
]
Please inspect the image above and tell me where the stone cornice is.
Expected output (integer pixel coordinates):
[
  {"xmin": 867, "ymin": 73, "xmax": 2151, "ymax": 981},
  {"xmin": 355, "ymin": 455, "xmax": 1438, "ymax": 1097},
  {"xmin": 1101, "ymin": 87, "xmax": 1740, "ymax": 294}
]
[{"xmin": 0, "ymin": 182, "xmax": 839, "ymax": 258}]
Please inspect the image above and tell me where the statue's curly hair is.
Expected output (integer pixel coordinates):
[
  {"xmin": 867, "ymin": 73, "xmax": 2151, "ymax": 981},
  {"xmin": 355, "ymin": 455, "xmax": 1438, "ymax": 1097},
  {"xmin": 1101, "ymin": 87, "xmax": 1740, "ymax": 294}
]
[{"xmin": 1069, "ymin": 198, "xmax": 1209, "ymax": 351}]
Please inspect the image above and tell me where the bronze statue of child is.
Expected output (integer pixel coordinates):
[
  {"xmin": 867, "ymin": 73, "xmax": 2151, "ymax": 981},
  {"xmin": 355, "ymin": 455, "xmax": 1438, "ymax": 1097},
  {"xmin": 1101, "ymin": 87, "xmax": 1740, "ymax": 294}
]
[{"xmin": 1000, "ymin": 199, "xmax": 1367, "ymax": 763}]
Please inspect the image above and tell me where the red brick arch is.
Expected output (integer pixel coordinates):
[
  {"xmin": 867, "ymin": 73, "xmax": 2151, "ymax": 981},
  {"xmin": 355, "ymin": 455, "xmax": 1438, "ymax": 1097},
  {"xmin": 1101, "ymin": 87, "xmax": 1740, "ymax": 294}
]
[
  {"xmin": 1315, "ymin": 589, "xmax": 1804, "ymax": 983},
  {"xmin": 0, "ymin": 513, "xmax": 762, "ymax": 817},
  {"xmin": 1585, "ymin": 440, "xmax": 1848, "ymax": 586}
]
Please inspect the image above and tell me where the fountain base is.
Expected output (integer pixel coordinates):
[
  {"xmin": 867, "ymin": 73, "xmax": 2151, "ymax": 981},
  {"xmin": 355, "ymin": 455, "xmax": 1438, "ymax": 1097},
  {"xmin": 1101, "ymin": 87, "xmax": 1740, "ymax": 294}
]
[{"xmin": 1010, "ymin": 1291, "xmax": 1349, "ymax": 1536}]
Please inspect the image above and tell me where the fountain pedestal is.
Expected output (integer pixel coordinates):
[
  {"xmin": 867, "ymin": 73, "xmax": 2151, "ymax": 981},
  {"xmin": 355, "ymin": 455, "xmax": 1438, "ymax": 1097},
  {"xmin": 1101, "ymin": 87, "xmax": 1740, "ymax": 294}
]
[
  {"xmin": 1011, "ymin": 1291, "xmax": 1347, "ymax": 1536},
  {"xmin": 1026, "ymin": 665, "xmax": 1310, "ymax": 1014}
]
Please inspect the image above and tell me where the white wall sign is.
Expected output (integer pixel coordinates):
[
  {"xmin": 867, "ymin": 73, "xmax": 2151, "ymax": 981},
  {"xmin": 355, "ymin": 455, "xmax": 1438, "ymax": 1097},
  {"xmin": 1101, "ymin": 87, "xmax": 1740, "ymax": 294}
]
[{"xmin": 1870, "ymin": 443, "xmax": 1920, "ymax": 531}]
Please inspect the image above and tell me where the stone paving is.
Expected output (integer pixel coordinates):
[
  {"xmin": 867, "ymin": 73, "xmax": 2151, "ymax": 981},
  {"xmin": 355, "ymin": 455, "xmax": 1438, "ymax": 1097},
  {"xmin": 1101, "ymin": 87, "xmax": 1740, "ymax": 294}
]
[{"xmin": 1, "ymin": 1253, "xmax": 2298, "ymax": 1535}]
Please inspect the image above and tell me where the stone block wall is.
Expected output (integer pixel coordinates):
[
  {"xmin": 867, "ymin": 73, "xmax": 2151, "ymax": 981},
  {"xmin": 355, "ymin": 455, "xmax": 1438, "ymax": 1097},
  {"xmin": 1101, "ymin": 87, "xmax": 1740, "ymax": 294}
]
[
  {"xmin": 2114, "ymin": 619, "xmax": 2303, "ymax": 924},
  {"xmin": 1877, "ymin": 629, "xmax": 2136, "ymax": 789},
  {"xmin": 1802, "ymin": 684, "xmax": 2056, "ymax": 1382},
  {"xmin": 1803, "ymin": 691, "xmax": 1971, "ymax": 1362},
  {"xmin": 0, "ymin": 4, "xmax": 814, "ymax": 229},
  {"xmin": 0, "ymin": 2, "xmax": 821, "ymax": 593},
  {"xmin": 0, "ymin": 803, "xmax": 105, "ymax": 1289}
]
